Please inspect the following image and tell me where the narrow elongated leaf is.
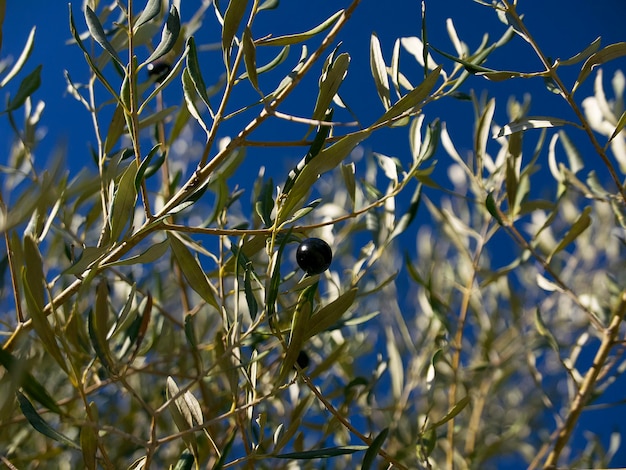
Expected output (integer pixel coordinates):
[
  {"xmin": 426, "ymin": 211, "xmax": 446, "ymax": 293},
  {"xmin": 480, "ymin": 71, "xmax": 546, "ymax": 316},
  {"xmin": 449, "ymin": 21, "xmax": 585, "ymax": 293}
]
[
  {"xmin": 254, "ymin": 176, "xmax": 274, "ymax": 226},
  {"xmin": 573, "ymin": 42, "xmax": 626, "ymax": 93},
  {"xmin": 242, "ymin": 26, "xmax": 259, "ymax": 90},
  {"xmin": 0, "ymin": 348, "xmax": 61, "ymax": 413},
  {"xmin": 0, "ymin": 26, "xmax": 35, "ymax": 88},
  {"xmin": 312, "ymin": 50, "xmax": 349, "ymax": 122},
  {"xmin": 182, "ymin": 67, "xmax": 210, "ymax": 137},
  {"xmin": 89, "ymin": 281, "xmax": 115, "ymax": 372},
  {"xmin": 84, "ymin": 6, "xmax": 123, "ymax": 66},
  {"xmin": 475, "ymin": 97, "xmax": 495, "ymax": 175},
  {"xmin": 237, "ymin": 45, "xmax": 289, "ymax": 82},
  {"xmin": 560, "ymin": 36, "xmax": 601, "ymax": 66},
  {"xmin": 104, "ymin": 239, "xmax": 169, "ymax": 267},
  {"xmin": 186, "ymin": 37, "xmax": 213, "ymax": 114},
  {"xmin": 535, "ymin": 308, "xmax": 559, "ymax": 352},
  {"xmin": 17, "ymin": 391, "xmax": 80, "ymax": 449},
  {"xmin": 274, "ymin": 446, "xmax": 368, "ymax": 459},
  {"xmin": 362, "ymin": 428, "xmax": 389, "ymax": 470},
  {"xmin": 134, "ymin": 0, "xmax": 161, "ymax": 31},
  {"xmin": 222, "ymin": 0, "xmax": 247, "ymax": 70},
  {"xmin": 547, "ymin": 206, "xmax": 592, "ymax": 262},
  {"xmin": 609, "ymin": 109, "xmax": 626, "ymax": 144},
  {"xmin": 173, "ymin": 450, "xmax": 195, "ymax": 470},
  {"xmin": 496, "ymin": 117, "xmax": 578, "ymax": 137},
  {"xmin": 388, "ymin": 183, "xmax": 422, "ymax": 242},
  {"xmin": 374, "ymin": 66, "xmax": 442, "ymax": 125},
  {"xmin": 110, "ymin": 160, "xmax": 138, "ymax": 242},
  {"xmin": 277, "ymin": 129, "xmax": 371, "ymax": 224},
  {"xmin": 256, "ymin": 10, "xmax": 343, "ymax": 46},
  {"xmin": 279, "ymin": 282, "xmax": 317, "ymax": 382},
  {"xmin": 485, "ymin": 192, "xmax": 504, "ymax": 226},
  {"xmin": 144, "ymin": 5, "xmax": 180, "ymax": 65},
  {"xmin": 166, "ymin": 377, "xmax": 199, "ymax": 456},
  {"xmin": 80, "ymin": 422, "xmax": 98, "ymax": 470},
  {"xmin": 429, "ymin": 395, "xmax": 470, "ymax": 428},
  {"xmin": 306, "ymin": 288, "xmax": 358, "ymax": 339},
  {"xmin": 5, "ymin": 64, "xmax": 41, "ymax": 113},
  {"xmin": 168, "ymin": 233, "xmax": 219, "ymax": 309},
  {"xmin": 370, "ymin": 33, "xmax": 391, "ymax": 110}
]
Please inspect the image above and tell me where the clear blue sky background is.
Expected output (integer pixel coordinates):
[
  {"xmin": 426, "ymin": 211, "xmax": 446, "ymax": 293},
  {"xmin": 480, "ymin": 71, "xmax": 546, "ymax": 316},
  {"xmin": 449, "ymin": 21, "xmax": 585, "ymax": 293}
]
[{"xmin": 1, "ymin": 1, "xmax": 626, "ymax": 467}]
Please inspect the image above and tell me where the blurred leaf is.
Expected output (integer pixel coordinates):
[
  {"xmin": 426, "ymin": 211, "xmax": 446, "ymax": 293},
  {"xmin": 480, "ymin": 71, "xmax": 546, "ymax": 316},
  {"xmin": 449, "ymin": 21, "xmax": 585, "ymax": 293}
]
[
  {"xmin": 429, "ymin": 395, "xmax": 470, "ymax": 429},
  {"xmin": 80, "ymin": 421, "xmax": 98, "ymax": 470},
  {"xmin": 258, "ymin": 0, "xmax": 279, "ymax": 11},
  {"xmin": 17, "ymin": 391, "xmax": 80, "ymax": 449},
  {"xmin": 256, "ymin": 10, "xmax": 343, "ymax": 46},
  {"xmin": 5, "ymin": 64, "xmax": 41, "ymax": 113},
  {"xmin": 274, "ymin": 446, "xmax": 368, "ymax": 459},
  {"xmin": 243, "ymin": 264, "xmax": 258, "ymax": 319},
  {"xmin": 535, "ymin": 308, "xmax": 559, "ymax": 352},
  {"xmin": 497, "ymin": 117, "xmax": 578, "ymax": 137},
  {"xmin": 89, "ymin": 281, "xmax": 115, "ymax": 372},
  {"xmin": 110, "ymin": 160, "xmax": 138, "ymax": 242},
  {"xmin": 166, "ymin": 377, "xmax": 199, "ymax": 457},
  {"xmin": 0, "ymin": 348, "xmax": 61, "ymax": 413},
  {"xmin": 475, "ymin": 97, "xmax": 495, "ymax": 175},
  {"xmin": 547, "ymin": 206, "xmax": 592, "ymax": 263},
  {"xmin": 279, "ymin": 282, "xmax": 317, "ymax": 383},
  {"xmin": 134, "ymin": 0, "xmax": 161, "ymax": 31},
  {"xmin": 485, "ymin": 192, "xmax": 503, "ymax": 226},
  {"xmin": 266, "ymin": 230, "xmax": 292, "ymax": 319},
  {"xmin": 361, "ymin": 428, "xmax": 389, "ymax": 470},
  {"xmin": 573, "ymin": 42, "xmax": 626, "ymax": 93},
  {"xmin": 222, "ymin": 0, "xmax": 247, "ymax": 70},
  {"xmin": 341, "ymin": 162, "xmax": 356, "ymax": 208},
  {"xmin": 168, "ymin": 233, "xmax": 219, "ymax": 309},
  {"xmin": 370, "ymin": 32, "xmax": 391, "ymax": 110},
  {"xmin": 84, "ymin": 6, "xmax": 123, "ymax": 66},
  {"xmin": 104, "ymin": 104, "xmax": 126, "ymax": 155},
  {"xmin": 173, "ymin": 449, "xmax": 195, "ymax": 470},
  {"xmin": 0, "ymin": 26, "xmax": 35, "ymax": 88},
  {"xmin": 22, "ymin": 242, "xmax": 68, "ymax": 373},
  {"xmin": 306, "ymin": 288, "xmax": 357, "ymax": 339},
  {"xmin": 144, "ymin": 5, "xmax": 180, "ymax": 65}
]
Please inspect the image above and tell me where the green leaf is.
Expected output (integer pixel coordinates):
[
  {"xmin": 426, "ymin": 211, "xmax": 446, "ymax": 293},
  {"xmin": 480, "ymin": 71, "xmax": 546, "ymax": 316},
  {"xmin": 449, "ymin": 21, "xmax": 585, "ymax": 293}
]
[
  {"xmin": 222, "ymin": 0, "xmax": 247, "ymax": 70},
  {"xmin": 306, "ymin": 288, "xmax": 357, "ymax": 339},
  {"xmin": 0, "ymin": 26, "xmax": 35, "ymax": 88},
  {"xmin": 560, "ymin": 36, "xmax": 601, "ymax": 66},
  {"xmin": 547, "ymin": 206, "xmax": 592, "ymax": 262},
  {"xmin": 313, "ymin": 50, "xmax": 349, "ymax": 122},
  {"xmin": 110, "ymin": 160, "xmax": 138, "ymax": 242},
  {"xmin": 278, "ymin": 129, "xmax": 371, "ymax": 224},
  {"xmin": 497, "ymin": 116, "xmax": 579, "ymax": 137},
  {"xmin": 0, "ymin": 348, "xmax": 61, "ymax": 414},
  {"xmin": 573, "ymin": 42, "xmax": 626, "ymax": 93},
  {"xmin": 173, "ymin": 449, "xmax": 195, "ymax": 470},
  {"xmin": 17, "ymin": 391, "xmax": 80, "ymax": 449},
  {"xmin": 609, "ymin": 109, "xmax": 626, "ymax": 144},
  {"xmin": 474, "ymin": 97, "xmax": 495, "ymax": 175},
  {"xmin": 5, "ymin": 64, "xmax": 41, "ymax": 113},
  {"xmin": 242, "ymin": 26, "xmax": 259, "ymax": 91},
  {"xmin": 485, "ymin": 192, "xmax": 503, "ymax": 226},
  {"xmin": 89, "ymin": 281, "xmax": 115, "ymax": 372},
  {"xmin": 84, "ymin": 6, "xmax": 123, "ymax": 66},
  {"xmin": 256, "ymin": 10, "xmax": 343, "ymax": 46},
  {"xmin": 341, "ymin": 162, "xmax": 356, "ymax": 208},
  {"xmin": 104, "ymin": 238, "xmax": 169, "ymax": 267},
  {"xmin": 144, "ymin": 5, "xmax": 180, "ymax": 65},
  {"xmin": 237, "ymin": 45, "xmax": 290, "ymax": 83},
  {"xmin": 274, "ymin": 446, "xmax": 368, "ymax": 459},
  {"xmin": 265, "ymin": 230, "xmax": 292, "ymax": 319},
  {"xmin": 388, "ymin": 183, "xmax": 422, "ymax": 242},
  {"xmin": 80, "ymin": 421, "xmax": 98, "ymax": 470},
  {"xmin": 362, "ymin": 428, "xmax": 389, "ymax": 470},
  {"xmin": 534, "ymin": 308, "xmax": 559, "ymax": 352},
  {"xmin": 135, "ymin": 145, "xmax": 164, "ymax": 189},
  {"xmin": 166, "ymin": 377, "xmax": 199, "ymax": 457},
  {"xmin": 168, "ymin": 233, "xmax": 219, "ymax": 309},
  {"xmin": 185, "ymin": 36, "xmax": 213, "ymax": 114},
  {"xmin": 429, "ymin": 395, "xmax": 470, "ymax": 428},
  {"xmin": 374, "ymin": 66, "xmax": 442, "ymax": 125},
  {"xmin": 182, "ymin": 67, "xmax": 210, "ymax": 137},
  {"xmin": 279, "ymin": 282, "xmax": 317, "ymax": 382},
  {"xmin": 258, "ymin": 0, "xmax": 279, "ymax": 11},
  {"xmin": 134, "ymin": 0, "xmax": 161, "ymax": 31},
  {"xmin": 254, "ymin": 177, "xmax": 274, "ymax": 226},
  {"xmin": 370, "ymin": 32, "xmax": 391, "ymax": 110}
]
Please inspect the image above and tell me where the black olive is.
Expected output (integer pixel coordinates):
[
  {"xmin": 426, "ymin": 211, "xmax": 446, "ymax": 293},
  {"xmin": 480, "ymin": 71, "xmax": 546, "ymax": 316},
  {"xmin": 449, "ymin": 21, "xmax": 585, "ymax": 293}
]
[
  {"xmin": 296, "ymin": 237, "xmax": 332, "ymax": 275},
  {"xmin": 295, "ymin": 350, "xmax": 310, "ymax": 370},
  {"xmin": 147, "ymin": 62, "xmax": 171, "ymax": 83}
]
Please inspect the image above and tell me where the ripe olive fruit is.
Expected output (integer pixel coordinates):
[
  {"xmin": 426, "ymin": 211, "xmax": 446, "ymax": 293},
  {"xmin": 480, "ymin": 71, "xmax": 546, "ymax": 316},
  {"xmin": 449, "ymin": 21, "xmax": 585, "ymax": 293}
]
[
  {"xmin": 295, "ymin": 350, "xmax": 310, "ymax": 370},
  {"xmin": 296, "ymin": 237, "xmax": 332, "ymax": 275},
  {"xmin": 147, "ymin": 62, "xmax": 171, "ymax": 83}
]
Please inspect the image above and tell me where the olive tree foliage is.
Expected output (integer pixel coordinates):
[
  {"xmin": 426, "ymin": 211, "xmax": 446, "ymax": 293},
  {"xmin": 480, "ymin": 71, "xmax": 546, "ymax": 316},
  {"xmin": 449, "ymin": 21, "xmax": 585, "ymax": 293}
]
[{"xmin": 0, "ymin": 0, "xmax": 625, "ymax": 468}]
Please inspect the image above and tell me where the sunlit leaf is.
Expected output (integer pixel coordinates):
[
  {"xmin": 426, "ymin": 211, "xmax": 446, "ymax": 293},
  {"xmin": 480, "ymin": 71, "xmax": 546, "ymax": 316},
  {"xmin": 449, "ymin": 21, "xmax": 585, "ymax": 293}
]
[
  {"xmin": 222, "ymin": 0, "xmax": 247, "ymax": 70},
  {"xmin": 0, "ymin": 26, "xmax": 36, "ymax": 88},
  {"xmin": 84, "ymin": 6, "xmax": 123, "ymax": 66},
  {"xmin": 144, "ymin": 5, "xmax": 180, "ymax": 65},
  {"xmin": 496, "ymin": 116, "xmax": 579, "ymax": 137},
  {"xmin": 168, "ymin": 233, "xmax": 219, "ymax": 309},
  {"xmin": 573, "ymin": 42, "xmax": 626, "ymax": 93},
  {"xmin": 370, "ymin": 33, "xmax": 391, "ymax": 110},
  {"xmin": 256, "ymin": 10, "xmax": 343, "ymax": 46},
  {"xmin": 547, "ymin": 206, "xmax": 592, "ymax": 262},
  {"xmin": 134, "ymin": 0, "xmax": 161, "ymax": 31},
  {"xmin": 110, "ymin": 160, "xmax": 138, "ymax": 242},
  {"xmin": 560, "ymin": 36, "xmax": 601, "ymax": 66},
  {"xmin": 306, "ymin": 288, "xmax": 357, "ymax": 339},
  {"xmin": 312, "ymin": 49, "xmax": 349, "ymax": 122},
  {"xmin": 428, "ymin": 395, "xmax": 470, "ymax": 428},
  {"xmin": 242, "ymin": 26, "xmax": 259, "ymax": 91}
]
